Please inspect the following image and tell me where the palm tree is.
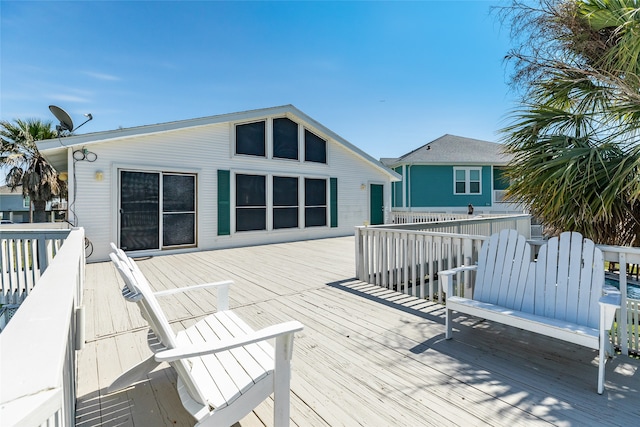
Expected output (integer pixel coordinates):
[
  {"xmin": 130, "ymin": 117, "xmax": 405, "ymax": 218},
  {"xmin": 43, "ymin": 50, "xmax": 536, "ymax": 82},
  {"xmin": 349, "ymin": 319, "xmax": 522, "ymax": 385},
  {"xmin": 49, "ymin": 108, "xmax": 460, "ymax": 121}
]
[
  {"xmin": 499, "ymin": 0, "xmax": 640, "ymax": 246},
  {"xmin": 0, "ymin": 118, "xmax": 63, "ymax": 223}
]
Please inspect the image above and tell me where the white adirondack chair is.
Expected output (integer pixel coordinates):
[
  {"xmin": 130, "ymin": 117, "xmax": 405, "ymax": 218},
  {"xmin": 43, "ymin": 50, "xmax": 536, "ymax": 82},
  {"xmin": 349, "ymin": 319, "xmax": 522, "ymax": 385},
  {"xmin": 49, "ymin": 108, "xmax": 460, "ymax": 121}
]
[
  {"xmin": 108, "ymin": 244, "xmax": 304, "ymax": 426},
  {"xmin": 440, "ymin": 230, "xmax": 621, "ymax": 394}
]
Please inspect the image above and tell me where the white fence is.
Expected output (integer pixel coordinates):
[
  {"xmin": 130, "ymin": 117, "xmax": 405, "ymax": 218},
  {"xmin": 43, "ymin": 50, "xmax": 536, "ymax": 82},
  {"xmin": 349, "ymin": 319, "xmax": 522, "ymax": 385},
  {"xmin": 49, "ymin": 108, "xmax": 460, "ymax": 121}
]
[
  {"xmin": 0, "ymin": 229, "xmax": 70, "ymax": 305},
  {"xmin": 355, "ymin": 221, "xmax": 640, "ymax": 356},
  {"xmin": 0, "ymin": 228, "xmax": 85, "ymax": 426}
]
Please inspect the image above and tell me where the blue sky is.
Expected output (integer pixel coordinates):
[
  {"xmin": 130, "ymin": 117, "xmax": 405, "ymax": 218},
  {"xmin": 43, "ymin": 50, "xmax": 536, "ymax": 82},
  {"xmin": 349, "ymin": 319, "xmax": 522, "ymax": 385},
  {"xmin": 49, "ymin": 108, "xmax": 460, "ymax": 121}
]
[{"xmin": 1, "ymin": 0, "xmax": 516, "ymax": 163}]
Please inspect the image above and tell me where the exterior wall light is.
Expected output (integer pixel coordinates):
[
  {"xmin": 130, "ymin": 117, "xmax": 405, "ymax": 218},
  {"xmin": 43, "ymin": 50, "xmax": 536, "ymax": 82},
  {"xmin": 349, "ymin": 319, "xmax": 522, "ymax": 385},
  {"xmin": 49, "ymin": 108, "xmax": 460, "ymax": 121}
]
[{"xmin": 95, "ymin": 171, "xmax": 104, "ymax": 181}]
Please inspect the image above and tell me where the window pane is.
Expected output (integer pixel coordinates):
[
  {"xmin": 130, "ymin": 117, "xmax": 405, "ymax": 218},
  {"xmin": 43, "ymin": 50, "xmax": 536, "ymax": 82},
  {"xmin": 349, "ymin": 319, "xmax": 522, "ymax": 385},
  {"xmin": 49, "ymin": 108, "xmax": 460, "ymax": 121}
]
[
  {"xmin": 305, "ymin": 178, "xmax": 326, "ymax": 206},
  {"xmin": 304, "ymin": 129, "xmax": 327, "ymax": 163},
  {"xmin": 470, "ymin": 169, "xmax": 480, "ymax": 181},
  {"xmin": 455, "ymin": 169, "xmax": 466, "ymax": 181},
  {"xmin": 236, "ymin": 208, "xmax": 266, "ymax": 231},
  {"xmin": 236, "ymin": 174, "xmax": 265, "ymax": 206},
  {"xmin": 305, "ymin": 207, "xmax": 326, "ymax": 227},
  {"xmin": 236, "ymin": 121, "xmax": 265, "ymax": 156},
  {"xmin": 120, "ymin": 171, "xmax": 159, "ymax": 251},
  {"xmin": 163, "ymin": 174, "xmax": 195, "ymax": 212},
  {"xmin": 470, "ymin": 182, "xmax": 480, "ymax": 193},
  {"xmin": 455, "ymin": 182, "xmax": 466, "ymax": 194},
  {"xmin": 274, "ymin": 207, "xmax": 298, "ymax": 229},
  {"xmin": 273, "ymin": 118, "xmax": 299, "ymax": 160},
  {"xmin": 163, "ymin": 213, "xmax": 195, "ymax": 246},
  {"xmin": 273, "ymin": 176, "xmax": 298, "ymax": 206}
]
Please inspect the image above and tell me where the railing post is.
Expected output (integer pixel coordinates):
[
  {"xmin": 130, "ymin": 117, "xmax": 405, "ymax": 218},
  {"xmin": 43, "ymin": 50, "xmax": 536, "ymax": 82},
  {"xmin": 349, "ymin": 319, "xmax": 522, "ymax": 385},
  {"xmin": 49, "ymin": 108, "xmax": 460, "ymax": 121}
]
[{"xmin": 619, "ymin": 253, "xmax": 629, "ymax": 356}]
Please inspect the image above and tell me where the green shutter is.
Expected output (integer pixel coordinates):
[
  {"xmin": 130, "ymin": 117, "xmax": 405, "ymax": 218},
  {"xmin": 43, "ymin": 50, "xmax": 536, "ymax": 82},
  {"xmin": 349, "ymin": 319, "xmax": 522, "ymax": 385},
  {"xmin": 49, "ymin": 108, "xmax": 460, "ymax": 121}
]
[
  {"xmin": 217, "ymin": 170, "xmax": 230, "ymax": 236},
  {"xmin": 330, "ymin": 178, "xmax": 338, "ymax": 228}
]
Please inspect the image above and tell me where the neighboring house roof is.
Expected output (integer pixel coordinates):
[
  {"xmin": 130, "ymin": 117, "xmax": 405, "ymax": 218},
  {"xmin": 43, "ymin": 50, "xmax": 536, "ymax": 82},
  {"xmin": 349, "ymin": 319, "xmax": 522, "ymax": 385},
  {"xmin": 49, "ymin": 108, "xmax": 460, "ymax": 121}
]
[
  {"xmin": 38, "ymin": 104, "xmax": 400, "ymax": 181},
  {"xmin": 383, "ymin": 134, "xmax": 513, "ymax": 167}
]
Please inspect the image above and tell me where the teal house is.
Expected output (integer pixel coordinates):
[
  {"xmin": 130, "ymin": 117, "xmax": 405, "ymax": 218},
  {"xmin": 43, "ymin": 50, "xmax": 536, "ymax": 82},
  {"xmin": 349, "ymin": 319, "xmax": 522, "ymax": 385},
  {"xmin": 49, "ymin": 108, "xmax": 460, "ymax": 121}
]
[{"xmin": 381, "ymin": 135, "xmax": 520, "ymax": 214}]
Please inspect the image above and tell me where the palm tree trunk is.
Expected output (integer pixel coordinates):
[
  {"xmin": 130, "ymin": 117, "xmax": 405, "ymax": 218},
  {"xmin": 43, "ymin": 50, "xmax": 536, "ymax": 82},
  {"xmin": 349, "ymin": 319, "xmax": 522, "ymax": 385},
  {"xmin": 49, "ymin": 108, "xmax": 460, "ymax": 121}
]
[{"xmin": 32, "ymin": 200, "xmax": 47, "ymax": 223}]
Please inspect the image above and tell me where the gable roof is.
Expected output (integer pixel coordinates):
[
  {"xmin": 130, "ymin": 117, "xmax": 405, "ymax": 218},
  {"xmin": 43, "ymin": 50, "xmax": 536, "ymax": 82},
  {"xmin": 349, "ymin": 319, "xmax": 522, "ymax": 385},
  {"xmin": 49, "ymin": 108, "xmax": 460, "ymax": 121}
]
[
  {"xmin": 383, "ymin": 134, "xmax": 512, "ymax": 167},
  {"xmin": 38, "ymin": 105, "xmax": 400, "ymax": 181}
]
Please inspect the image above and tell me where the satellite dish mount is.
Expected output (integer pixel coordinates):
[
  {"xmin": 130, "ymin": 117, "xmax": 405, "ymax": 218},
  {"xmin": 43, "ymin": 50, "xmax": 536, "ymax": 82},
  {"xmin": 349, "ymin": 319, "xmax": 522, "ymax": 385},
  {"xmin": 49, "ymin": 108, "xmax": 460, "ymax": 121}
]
[{"xmin": 49, "ymin": 105, "xmax": 93, "ymax": 135}]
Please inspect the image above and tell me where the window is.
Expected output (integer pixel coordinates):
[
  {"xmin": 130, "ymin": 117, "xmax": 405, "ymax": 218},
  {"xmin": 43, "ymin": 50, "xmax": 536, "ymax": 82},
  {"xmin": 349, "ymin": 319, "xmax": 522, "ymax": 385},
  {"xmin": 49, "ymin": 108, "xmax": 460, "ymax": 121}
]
[
  {"xmin": 236, "ymin": 174, "xmax": 266, "ymax": 231},
  {"xmin": 454, "ymin": 167, "xmax": 481, "ymax": 195},
  {"xmin": 304, "ymin": 129, "xmax": 327, "ymax": 163},
  {"xmin": 273, "ymin": 176, "xmax": 298, "ymax": 229},
  {"xmin": 273, "ymin": 118, "xmax": 299, "ymax": 160},
  {"xmin": 305, "ymin": 178, "xmax": 327, "ymax": 227},
  {"xmin": 235, "ymin": 121, "xmax": 266, "ymax": 157},
  {"xmin": 23, "ymin": 196, "xmax": 30, "ymax": 209}
]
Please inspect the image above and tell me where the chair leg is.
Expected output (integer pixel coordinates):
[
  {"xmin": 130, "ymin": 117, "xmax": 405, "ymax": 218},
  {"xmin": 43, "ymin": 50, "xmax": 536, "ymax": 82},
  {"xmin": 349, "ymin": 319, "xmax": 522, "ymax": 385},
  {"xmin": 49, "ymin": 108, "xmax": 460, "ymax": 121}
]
[
  {"xmin": 445, "ymin": 308, "xmax": 453, "ymax": 339},
  {"xmin": 274, "ymin": 334, "xmax": 294, "ymax": 427},
  {"xmin": 598, "ymin": 330, "xmax": 606, "ymax": 394}
]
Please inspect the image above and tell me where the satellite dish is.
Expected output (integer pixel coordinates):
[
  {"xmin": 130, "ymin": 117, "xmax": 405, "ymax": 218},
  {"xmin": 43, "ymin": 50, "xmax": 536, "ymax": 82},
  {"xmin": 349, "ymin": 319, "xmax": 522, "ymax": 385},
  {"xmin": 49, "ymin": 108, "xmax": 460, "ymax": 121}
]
[
  {"xmin": 49, "ymin": 105, "xmax": 93, "ymax": 135},
  {"xmin": 49, "ymin": 105, "xmax": 74, "ymax": 132}
]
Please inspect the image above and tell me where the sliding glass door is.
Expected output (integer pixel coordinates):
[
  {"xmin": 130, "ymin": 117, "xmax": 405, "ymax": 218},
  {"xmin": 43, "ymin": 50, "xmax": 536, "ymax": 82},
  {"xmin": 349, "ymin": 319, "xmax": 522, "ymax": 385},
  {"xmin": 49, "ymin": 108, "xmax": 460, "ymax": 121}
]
[{"xmin": 120, "ymin": 170, "xmax": 196, "ymax": 251}]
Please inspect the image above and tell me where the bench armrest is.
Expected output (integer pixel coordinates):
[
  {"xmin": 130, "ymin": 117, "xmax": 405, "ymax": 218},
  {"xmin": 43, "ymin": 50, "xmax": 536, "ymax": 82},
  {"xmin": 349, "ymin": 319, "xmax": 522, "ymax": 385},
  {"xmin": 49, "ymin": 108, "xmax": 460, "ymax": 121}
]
[
  {"xmin": 154, "ymin": 280, "xmax": 233, "ymax": 311},
  {"xmin": 439, "ymin": 265, "xmax": 477, "ymax": 297},
  {"xmin": 154, "ymin": 320, "xmax": 304, "ymax": 362},
  {"xmin": 599, "ymin": 291, "xmax": 621, "ymax": 330}
]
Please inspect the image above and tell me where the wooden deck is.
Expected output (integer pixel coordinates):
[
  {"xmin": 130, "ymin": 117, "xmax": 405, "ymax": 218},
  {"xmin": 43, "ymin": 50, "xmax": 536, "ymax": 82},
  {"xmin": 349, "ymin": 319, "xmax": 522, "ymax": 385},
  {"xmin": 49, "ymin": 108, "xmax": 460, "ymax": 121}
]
[{"xmin": 76, "ymin": 236, "xmax": 640, "ymax": 426}]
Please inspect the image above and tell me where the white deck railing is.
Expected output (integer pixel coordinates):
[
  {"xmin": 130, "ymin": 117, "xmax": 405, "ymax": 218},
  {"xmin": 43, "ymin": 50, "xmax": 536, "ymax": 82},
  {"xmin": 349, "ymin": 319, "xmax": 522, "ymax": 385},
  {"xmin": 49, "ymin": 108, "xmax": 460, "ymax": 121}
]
[
  {"xmin": 0, "ymin": 228, "xmax": 85, "ymax": 427},
  {"xmin": 355, "ymin": 221, "xmax": 640, "ymax": 356},
  {"xmin": 1, "ymin": 228, "xmax": 71, "ymax": 305}
]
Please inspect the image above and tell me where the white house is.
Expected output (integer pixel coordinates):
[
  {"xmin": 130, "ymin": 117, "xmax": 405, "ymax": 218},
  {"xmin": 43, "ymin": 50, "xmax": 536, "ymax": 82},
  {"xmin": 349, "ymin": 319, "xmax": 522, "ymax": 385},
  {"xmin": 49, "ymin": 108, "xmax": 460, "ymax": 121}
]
[{"xmin": 38, "ymin": 105, "xmax": 400, "ymax": 261}]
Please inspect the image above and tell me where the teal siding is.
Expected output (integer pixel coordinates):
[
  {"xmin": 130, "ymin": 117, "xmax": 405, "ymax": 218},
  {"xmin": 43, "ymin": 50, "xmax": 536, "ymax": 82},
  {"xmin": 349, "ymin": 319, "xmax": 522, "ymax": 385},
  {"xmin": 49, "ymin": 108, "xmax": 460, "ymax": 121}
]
[
  {"xmin": 392, "ymin": 167, "xmax": 403, "ymax": 207},
  {"xmin": 407, "ymin": 165, "xmax": 493, "ymax": 208},
  {"xmin": 493, "ymin": 167, "xmax": 509, "ymax": 190}
]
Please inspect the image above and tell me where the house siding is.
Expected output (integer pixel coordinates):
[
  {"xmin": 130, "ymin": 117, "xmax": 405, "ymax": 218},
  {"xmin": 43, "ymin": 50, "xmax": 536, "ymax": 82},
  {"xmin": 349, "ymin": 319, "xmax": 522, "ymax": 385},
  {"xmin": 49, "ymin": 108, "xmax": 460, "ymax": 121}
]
[
  {"xmin": 64, "ymin": 116, "xmax": 393, "ymax": 261},
  {"xmin": 401, "ymin": 165, "xmax": 493, "ymax": 208}
]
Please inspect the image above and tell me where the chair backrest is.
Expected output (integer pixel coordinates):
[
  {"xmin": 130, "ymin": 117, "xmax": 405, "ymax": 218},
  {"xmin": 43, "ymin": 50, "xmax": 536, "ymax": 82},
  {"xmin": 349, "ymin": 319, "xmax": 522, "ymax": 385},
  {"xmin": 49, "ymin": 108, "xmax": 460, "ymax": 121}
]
[
  {"xmin": 109, "ymin": 246, "xmax": 209, "ymax": 406},
  {"xmin": 474, "ymin": 229, "xmax": 532, "ymax": 309},
  {"xmin": 532, "ymin": 231, "xmax": 604, "ymax": 328}
]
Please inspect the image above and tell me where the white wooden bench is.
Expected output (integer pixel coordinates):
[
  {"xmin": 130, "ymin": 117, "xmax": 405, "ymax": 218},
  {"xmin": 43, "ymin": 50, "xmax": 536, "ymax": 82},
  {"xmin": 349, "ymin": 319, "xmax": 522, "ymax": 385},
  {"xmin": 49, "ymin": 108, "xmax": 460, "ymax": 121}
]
[
  {"xmin": 108, "ymin": 245, "xmax": 304, "ymax": 426},
  {"xmin": 439, "ymin": 229, "xmax": 621, "ymax": 394}
]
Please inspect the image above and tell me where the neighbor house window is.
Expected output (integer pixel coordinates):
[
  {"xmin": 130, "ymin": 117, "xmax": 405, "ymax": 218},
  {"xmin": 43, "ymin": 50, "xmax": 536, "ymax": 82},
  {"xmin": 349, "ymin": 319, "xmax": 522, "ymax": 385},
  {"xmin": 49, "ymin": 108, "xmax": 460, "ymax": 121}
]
[
  {"xmin": 273, "ymin": 176, "xmax": 299, "ymax": 229},
  {"xmin": 454, "ymin": 167, "xmax": 481, "ymax": 195},
  {"xmin": 273, "ymin": 117, "xmax": 299, "ymax": 160},
  {"xmin": 236, "ymin": 174, "xmax": 266, "ymax": 231},
  {"xmin": 305, "ymin": 178, "xmax": 327, "ymax": 227},
  {"xmin": 23, "ymin": 196, "xmax": 30, "ymax": 209},
  {"xmin": 235, "ymin": 121, "xmax": 266, "ymax": 157},
  {"xmin": 304, "ymin": 129, "xmax": 327, "ymax": 163}
]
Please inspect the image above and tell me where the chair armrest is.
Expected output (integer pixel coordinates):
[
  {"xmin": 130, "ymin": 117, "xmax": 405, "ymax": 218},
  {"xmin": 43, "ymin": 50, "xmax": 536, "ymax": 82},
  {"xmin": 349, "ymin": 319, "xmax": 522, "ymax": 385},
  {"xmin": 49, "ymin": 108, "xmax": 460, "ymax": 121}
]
[
  {"xmin": 438, "ymin": 265, "xmax": 477, "ymax": 297},
  {"xmin": 154, "ymin": 320, "xmax": 304, "ymax": 363},
  {"xmin": 154, "ymin": 280, "xmax": 233, "ymax": 311}
]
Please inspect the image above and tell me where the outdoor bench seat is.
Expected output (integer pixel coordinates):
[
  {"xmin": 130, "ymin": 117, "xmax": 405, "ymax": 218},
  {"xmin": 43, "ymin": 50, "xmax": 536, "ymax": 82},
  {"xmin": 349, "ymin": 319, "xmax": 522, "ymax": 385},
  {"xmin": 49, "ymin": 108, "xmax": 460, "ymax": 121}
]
[{"xmin": 439, "ymin": 229, "xmax": 621, "ymax": 394}]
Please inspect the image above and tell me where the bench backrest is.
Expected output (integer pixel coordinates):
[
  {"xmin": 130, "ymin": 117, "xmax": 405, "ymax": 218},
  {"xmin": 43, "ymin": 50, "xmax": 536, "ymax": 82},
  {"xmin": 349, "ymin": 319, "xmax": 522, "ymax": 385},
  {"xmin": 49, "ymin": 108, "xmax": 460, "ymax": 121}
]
[
  {"xmin": 474, "ymin": 229, "xmax": 532, "ymax": 309},
  {"xmin": 474, "ymin": 230, "xmax": 604, "ymax": 328},
  {"xmin": 109, "ymin": 248, "xmax": 209, "ymax": 406},
  {"xmin": 531, "ymin": 231, "xmax": 604, "ymax": 329}
]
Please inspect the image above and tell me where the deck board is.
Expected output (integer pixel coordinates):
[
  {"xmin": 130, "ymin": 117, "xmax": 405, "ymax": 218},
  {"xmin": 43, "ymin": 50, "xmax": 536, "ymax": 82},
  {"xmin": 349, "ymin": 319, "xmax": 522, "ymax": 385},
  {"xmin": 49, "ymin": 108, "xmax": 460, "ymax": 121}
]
[{"xmin": 77, "ymin": 236, "xmax": 640, "ymax": 426}]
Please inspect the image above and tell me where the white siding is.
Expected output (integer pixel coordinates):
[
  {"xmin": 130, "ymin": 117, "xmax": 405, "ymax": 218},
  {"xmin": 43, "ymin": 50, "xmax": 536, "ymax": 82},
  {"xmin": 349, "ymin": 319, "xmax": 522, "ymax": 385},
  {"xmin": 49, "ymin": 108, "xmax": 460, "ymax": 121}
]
[{"xmin": 69, "ymin": 115, "xmax": 393, "ymax": 261}]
